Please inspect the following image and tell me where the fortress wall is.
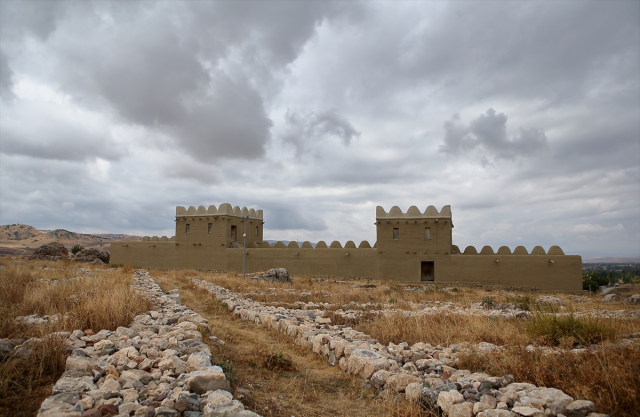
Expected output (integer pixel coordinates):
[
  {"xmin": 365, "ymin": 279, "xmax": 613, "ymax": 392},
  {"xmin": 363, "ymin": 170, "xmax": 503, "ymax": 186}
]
[
  {"xmin": 439, "ymin": 254, "xmax": 582, "ymax": 290},
  {"xmin": 110, "ymin": 241, "xmax": 177, "ymax": 269},
  {"xmin": 225, "ymin": 246, "xmax": 380, "ymax": 278}
]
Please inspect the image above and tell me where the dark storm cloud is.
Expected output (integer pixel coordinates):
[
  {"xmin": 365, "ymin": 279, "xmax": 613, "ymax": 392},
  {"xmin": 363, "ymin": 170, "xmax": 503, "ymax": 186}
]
[
  {"xmin": 4, "ymin": 1, "xmax": 360, "ymax": 163},
  {"xmin": 0, "ymin": 0, "xmax": 65, "ymax": 40},
  {"xmin": 0, "ymin": 50, "xmax": 14, "ymax": 99},
  {"xmin": 282, "ymin": 109, "xmax": 360, "ymax": 155},
  {"xmin": 440, "ymin": 109, "xmax": 548, "ymax": 160},
  {"xmin": 308, "ymin": 2, "xmax": 639, "ymax": 111}
]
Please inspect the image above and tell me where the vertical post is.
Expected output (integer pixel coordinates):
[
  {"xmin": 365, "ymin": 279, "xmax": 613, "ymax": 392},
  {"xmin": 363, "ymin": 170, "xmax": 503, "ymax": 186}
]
[{"xmin": 242, "ymin": 215, "xmax": 248, "ymax": 281}]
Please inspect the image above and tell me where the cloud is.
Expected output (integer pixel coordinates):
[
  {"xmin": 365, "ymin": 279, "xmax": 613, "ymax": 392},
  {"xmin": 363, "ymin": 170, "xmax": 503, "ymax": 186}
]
[
  {"xmin": 440, "ymin": 109, "xmax": 548, "ymax": 161},
  {"xmin": 260, "ymin": 204, "xmax": 327, "ymax": 232},
  {"xmin": 0, "ymin": 50, "xmax": 14, "ymax": 99},
  {"xmin": 282, "ymin": 109, "xmax": 360, "ymax": 155},
  {"xmin": 0, "ymin": 93, "xmax": 125, "ymax": 162}
]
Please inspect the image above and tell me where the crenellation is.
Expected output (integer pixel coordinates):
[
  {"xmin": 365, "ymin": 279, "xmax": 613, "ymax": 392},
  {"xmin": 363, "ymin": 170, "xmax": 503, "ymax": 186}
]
[
  {"xmin": 376, "ymin": 205, "xmax": 452, "ymax": 219},
  {"xmin": 532, "ymin": 246, "xmax": 546, "ymax": 255},
  {"xmin": 176, "ymin": 203, "xmax": 262, "ymax": 219}
]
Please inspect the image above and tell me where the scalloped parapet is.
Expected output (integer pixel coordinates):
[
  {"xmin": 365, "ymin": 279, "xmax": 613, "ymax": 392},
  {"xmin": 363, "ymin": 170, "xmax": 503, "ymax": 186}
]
[
  {"xmin": 513, "ymin": 246, "xmax": 528, "ymax": 255},
  {"xmin": 376, "ymin": 205, "xmax": 452, "ymax": 219},
  {"xmin": 497, "ymin": 246, "xmax": 511, "ymax": 255},
  {"xmin": 480, "ymin": 246, "xmax": 494, "ymax": 255},
  {"xmin": 287, "ymin": 241, "xmax": 299, "ymax": 249},
  {"xmin": 547, "ymin": 245, "xmax": 565, "ymax": 255},
  {"xmin": 531, "ymin": 246, "xmax": 546, "ymax": 255},
  {"xmin": 316, "ymin": 241, "xmax": 328, "ymax": 248},
  {"xmin": 176, "ymin": 204, "xmax": 263, "ymax": 220},
  {"xmin": 358, "ymin": 241, "xmax": 372, "ymax": 249}
]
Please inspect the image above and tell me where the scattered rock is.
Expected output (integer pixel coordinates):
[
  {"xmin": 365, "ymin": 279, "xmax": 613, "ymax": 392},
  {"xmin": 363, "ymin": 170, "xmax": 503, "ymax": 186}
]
[
  {"xmin": 602, "ymin": 293, "xmax": 620, "ymax": 303},
  {"xmin": 538, "ymin": 296, "xmax": 563, "ymax": 306}
]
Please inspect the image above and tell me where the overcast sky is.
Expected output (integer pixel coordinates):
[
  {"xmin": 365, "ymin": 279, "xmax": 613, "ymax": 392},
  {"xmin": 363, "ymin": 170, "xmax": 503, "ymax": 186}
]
[{"xmin": 1, "ymin": 1, "xmax": 638, "ymax": 258}]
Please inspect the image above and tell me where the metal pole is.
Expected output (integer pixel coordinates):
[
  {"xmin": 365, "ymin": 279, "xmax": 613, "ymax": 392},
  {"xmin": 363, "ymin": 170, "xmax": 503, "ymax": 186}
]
[{"xmin": 242, "ymin": 216, "xmax": 247, "ymax": 281}]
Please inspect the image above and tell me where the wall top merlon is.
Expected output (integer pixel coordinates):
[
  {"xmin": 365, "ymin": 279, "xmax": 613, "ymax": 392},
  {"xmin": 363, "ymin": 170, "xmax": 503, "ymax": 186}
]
[
  {"xmin": 376, "ymin": 205, "xmax": 452, "ymax": 219},
  {"xmin": 176, "ymin": 204, "xmax": 264, "ymax": 220}
]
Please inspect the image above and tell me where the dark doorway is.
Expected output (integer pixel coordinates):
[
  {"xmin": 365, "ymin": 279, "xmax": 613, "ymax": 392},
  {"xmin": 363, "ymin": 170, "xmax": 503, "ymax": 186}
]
[
  {"xmin": 421, "ymin": 261, "xmax": 434, "ymax": 281},
  {"xmin": 231, "ymin": 225, "xmax": 237, "ymax": 241}
]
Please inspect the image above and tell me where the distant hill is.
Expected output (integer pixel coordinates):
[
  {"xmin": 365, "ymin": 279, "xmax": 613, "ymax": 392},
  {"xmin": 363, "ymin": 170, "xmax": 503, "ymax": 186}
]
[
  {"xmin": 583, "ymin": 257, "xmax": 640, "ymax": 264},
  {"xmin": 0, "ymin": 224, "xmax": 141, "ymax": 256}
]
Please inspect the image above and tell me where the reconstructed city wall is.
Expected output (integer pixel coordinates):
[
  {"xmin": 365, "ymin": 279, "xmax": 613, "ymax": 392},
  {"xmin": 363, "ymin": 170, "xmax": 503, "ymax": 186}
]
[{"xmin": 110, "ymin": 204, "xmax": 583, "ymax": 290}]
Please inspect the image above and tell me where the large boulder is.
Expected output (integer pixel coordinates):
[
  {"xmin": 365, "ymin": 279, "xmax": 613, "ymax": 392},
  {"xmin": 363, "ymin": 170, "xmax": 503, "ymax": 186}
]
[
  {"xmin": 30, "ymin": 242, "xmax": 68, "ymax": 260},
  {"xmin": 250, "ymin": 268, "xmax": 292, "ymax": 283},
  {"xmin": 623, "ymin": 294, "xmax": 640, "ymax": 305},
  {"xmin": 73, "ymin": 248, "xmax": 110, "ymax": 264},
  {"xmin": 602, "ymin": 293, "xmax": 620, "ymax": 303}
]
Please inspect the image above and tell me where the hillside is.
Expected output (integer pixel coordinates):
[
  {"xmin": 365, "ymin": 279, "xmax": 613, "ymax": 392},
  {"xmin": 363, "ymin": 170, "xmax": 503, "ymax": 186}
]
[{"xmin": 0, "ymin": 224, "xmax": 141, "ymax": 256}]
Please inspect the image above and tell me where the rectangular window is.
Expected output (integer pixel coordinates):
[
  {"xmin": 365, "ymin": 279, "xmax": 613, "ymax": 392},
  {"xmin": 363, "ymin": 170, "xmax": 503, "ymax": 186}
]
[
  {"xmin": 393, "ymin": 228, "xmax": 399, "ymax": 240},
  {"xmin": 425, "ymin": 227, "xmax": 431, "ymax": 240},
  {"xmin": 255, "ymin": 226, "xmax": 259, "ymax": 236},
  {"xmin": 186, "ymin": 224, "xmax": 190, "ymax": 234},
  {"xmin": 231, "ymin": 225, "xmax": 237, "ymax": 241},
  {"xmin": 208, "ymin": 223, "xmax": 213, "ymax": 233}
]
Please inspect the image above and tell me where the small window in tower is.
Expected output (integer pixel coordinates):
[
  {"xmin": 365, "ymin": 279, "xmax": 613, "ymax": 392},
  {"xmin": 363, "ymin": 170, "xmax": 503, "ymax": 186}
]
[
  {"xmin": 186, "ymin": 224, "xmax": 190, "ymax": 234},
  {"xmin": 255, "ymin": 226, "xmax": 259, "ymax": 236},
  {"xmin": 393, "ymin": 228, "xmax": 399, "ymax": 240},
  {"xmin": 208, "ymin": 223, "xmax": 213, "ymax": 233},
  {"xmin": 425, "ymin": 227, "xmax": 431, "ymax": 240}
]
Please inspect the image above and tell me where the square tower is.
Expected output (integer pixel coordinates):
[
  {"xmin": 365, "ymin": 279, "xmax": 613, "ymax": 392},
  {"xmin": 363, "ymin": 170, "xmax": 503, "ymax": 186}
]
[
  {"xmin": 375, "ymin": 205, "xmax": 453, "ymax": 254},
  {"xmin": 175, "ymin": 204, "xmax": 264, "ymax": 248}
]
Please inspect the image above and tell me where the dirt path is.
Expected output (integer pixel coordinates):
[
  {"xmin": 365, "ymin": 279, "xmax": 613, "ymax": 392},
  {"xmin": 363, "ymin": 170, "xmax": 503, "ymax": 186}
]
[{"xmin": 153, "ymin": 272, "xmax": 424, "ymax": 417}]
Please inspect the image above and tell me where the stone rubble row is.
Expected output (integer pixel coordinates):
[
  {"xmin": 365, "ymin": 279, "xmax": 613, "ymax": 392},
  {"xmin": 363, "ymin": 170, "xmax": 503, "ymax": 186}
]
[
  {"xmin": 36, "ymin": 270, "xmax": 261, "ymax": 417},
  {"xmin": 191, "ymin": 278, "xmax": 608, "ymax": 417},
  {"xmin": 240, "ymin": 289, "xmax": 640, "ymax": 321}
]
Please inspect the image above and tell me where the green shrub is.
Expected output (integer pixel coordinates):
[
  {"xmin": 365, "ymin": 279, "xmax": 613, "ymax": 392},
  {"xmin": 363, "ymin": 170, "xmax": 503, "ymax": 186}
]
[
  {"xmin": 71, "ymin": 244, "xmax": 84, "ymax": 255},
  {"xmin": 483, "ymin": 296, "xmax": 493, "ymax": 306},
  {"xmin": 583, "ymin": 278, "xmax": 599, "ymax": 292}
]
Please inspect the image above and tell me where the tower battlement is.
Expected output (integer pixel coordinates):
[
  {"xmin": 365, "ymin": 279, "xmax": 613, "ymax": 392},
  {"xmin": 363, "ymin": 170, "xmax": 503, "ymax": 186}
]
[
  {"xmin": 176, "ymin": 204, "xmax": 263, "ymax": 220},
  {"xmin": 376, "ymin": 205, "xmax": 452, "ymax": 219}
]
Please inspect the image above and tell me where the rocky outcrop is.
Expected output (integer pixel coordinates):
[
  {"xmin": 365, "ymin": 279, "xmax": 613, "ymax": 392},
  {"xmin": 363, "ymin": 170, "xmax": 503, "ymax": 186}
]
[
  {"xmin": 602, "ymin": 293, "xmax": 620, "ymax": 303},
  {"xmin": 191, "ymin": 278, "xmax": 608, "ymax": 417},
  {"xmin": 623, "ymin": 294, "xmax": 640, "ymax": 305},
  {"xmin": 250, "ymin": 268, "xmax": 291, "ymax": 283},
  {"xmin": 36, "ymin": 270, "xmax": 261, "ymax": 417},
  {"xmin": 71, "ymin": 248, "xmax": 110, "ymax": 264},
  {"xmin": 30, "ymin": 242, "xmax": 68, "ymax": 261}
]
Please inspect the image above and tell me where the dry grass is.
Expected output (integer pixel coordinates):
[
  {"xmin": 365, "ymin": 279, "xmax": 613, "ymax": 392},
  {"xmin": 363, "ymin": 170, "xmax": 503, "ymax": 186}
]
[
  {"xmin": 0, "ymin": 257, "xmax": 151, "ymax": 416},
  {"xmin": 456, "ymin": 344, "xmax": 640, "ymax": 417},
  {"xmin": 353, "ymin": 311, "xmax": 640, "ymax": 348},
  {"xmin": 0, "ymin": 259, "xmax": 152, "ymax": 339}
]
